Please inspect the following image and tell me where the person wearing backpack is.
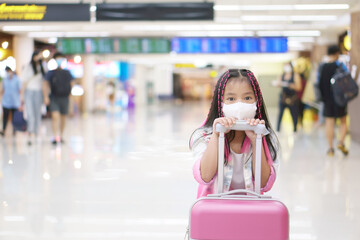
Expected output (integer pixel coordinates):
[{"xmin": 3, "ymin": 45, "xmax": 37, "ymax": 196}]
[
  {"xmin": 44, "ymin": 52, "xmax": 74, "ymax": 145},
  {"xmin": 318, "ymin": 45, "xmax": 349, "ymax": 156}
]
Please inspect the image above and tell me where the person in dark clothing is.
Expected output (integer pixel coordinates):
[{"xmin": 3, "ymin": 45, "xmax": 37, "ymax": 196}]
[
  {"xmin": 294, "ymin": 57, "xmax": 312, "ymax": 128},
  {"xmin": 318, "ymin": 45, "xmax": 349, "ymax": 156},
  {"xmin": 43, "ymin": 52, "xmax": 74, "ymax": 145},
  {"xmin": 297, "ymin": 74, "xmax": 307, "ymax": 127},
  {"xmin": 275, "ymin": 62, "xmax": 302, "ymax": 132}
]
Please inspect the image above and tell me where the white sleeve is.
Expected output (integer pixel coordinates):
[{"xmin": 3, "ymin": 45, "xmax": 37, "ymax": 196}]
[{"xmin": 20, "ymin": 64, "xmax": 33, "ymax": 84}]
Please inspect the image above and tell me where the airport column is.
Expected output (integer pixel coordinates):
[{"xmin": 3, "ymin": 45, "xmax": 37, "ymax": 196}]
[
  {"xmin": 134, "ymin": 64, "xmax": 147, "ymax": 106},
  {"xmin": 13, "ymin": 36, "xmax": 34, "ymax": 76},
  {"xmin": 349, "ymin": 10, "xmax": 360, "ymax": 143},
  {"xmin": 154, "ymin": 65, "xmax": 173, "ymax": 100},
  {"xmin": 82, "ymin": 55, "xmax": 95, "ymax": 113}
]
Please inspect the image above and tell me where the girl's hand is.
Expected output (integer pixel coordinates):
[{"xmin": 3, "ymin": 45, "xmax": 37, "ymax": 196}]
[
  {"xmin": 212, "ymin": 117, "xmax": 237, "ymax": 135},
  {"xmin": 244, "ymin": 118, "xmax": 265, "ymax": 142}
]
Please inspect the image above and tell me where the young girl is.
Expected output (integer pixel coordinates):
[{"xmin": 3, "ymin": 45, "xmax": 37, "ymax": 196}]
[{"xmin": 190, "ymin": 69, "xmax": 279, "ymax": 198}]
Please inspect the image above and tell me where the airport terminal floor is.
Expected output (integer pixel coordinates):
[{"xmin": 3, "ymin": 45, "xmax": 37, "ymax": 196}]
[{"xmin": 0, "ymin": 101, "xmax": 359, "ymax": 240}]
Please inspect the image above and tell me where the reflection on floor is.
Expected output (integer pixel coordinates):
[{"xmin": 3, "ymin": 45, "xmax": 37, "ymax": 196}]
[{"xmin": 0, "ymin": 101, "xmax": 359, "ymax": 240}]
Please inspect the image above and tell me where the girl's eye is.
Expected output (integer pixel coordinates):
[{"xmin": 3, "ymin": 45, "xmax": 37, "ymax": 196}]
[
  {"xmin": 244, "ymin": 96, "xmax": 252, "ymax": 100},
  {"xmin": 227, "ymin": 97, "xmax": 235, "ymax": 101}
]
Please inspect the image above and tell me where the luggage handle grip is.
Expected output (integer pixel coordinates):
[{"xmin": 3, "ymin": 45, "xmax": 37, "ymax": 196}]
[
  {"xmin": 215, "ymin": 120, "xmax": 270, "ymax": 136},
  {"xmin": 207, "ymin": 189, "xmax": 271, "ymax": 199}
]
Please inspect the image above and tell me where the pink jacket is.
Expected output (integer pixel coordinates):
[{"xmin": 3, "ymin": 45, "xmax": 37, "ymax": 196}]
[{"xmin": 191, "ymin": 128, "xmax": 277, "ymax": 198}]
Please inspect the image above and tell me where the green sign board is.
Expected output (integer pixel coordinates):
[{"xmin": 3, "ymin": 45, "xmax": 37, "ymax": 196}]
[{"xmin": 57, "ymin": 38, "xmax": 170, "ymax": 54}]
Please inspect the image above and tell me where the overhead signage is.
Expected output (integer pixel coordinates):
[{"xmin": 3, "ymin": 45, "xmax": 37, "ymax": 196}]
[
  {"xmin": 171, "ymin": 37, "xmax": 288, "ymax": 53},
  {"xmin": 57, "ymin": 37, "xmax": 288, "ymax": 54},
  {"xmin": 0, "ymin": 3, "xmax": 90, "ymax": 21},
  {"xmin": 57, "ymin": 38, "xmax": 171, "ymax": 54},
  {"xmin": 96, "ymin": 2, "xmax": 214, "ymax": 21}
]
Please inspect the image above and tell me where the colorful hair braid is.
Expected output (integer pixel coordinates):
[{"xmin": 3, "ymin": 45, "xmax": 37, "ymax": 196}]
[
  {"xmin": 217, "ymin": 71, "xmax": 230, "ymax": 118},
  {"xmin": 214, "ymin": 70, "xmax": 232, "ymax": 161},
  {"xmin": 246, "ymin": 70, "xmax": 263, "ymax": 119}
]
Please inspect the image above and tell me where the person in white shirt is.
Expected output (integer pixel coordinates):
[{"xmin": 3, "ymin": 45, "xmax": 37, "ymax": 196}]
[{"xmin": 21, "ymin": 50, "xmax": 46, "ymax": 145}]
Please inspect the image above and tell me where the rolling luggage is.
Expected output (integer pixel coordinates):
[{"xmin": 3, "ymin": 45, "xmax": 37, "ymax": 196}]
[{"xmin": 188, "ymin": 121, "xmax": 289, "ymax": 240}]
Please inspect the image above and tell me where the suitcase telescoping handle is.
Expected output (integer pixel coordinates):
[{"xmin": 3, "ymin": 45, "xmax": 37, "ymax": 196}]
[
  {"xmin": 215, "ymin": 120, "xmax": 270, "ymax": 195},
  {"xmin": 207, "ymin": 189, "xmax": 271, "ymax": 199}
]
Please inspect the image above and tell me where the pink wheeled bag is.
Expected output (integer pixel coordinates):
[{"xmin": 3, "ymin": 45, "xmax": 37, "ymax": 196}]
[{"xmin": 187, "ymin": 121, "xmax": 289, "ymax": 240}]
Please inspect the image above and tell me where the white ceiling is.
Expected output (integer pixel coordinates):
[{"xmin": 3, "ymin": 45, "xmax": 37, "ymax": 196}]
[{"xmin": 1, "ymin": 0, "xmax": 359, "ymax": 51}]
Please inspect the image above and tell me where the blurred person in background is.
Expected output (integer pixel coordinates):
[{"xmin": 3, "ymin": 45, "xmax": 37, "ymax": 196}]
[
  {"xmin": 294, "ymin": 57, "xmax": 312, "ymax": 128},
  {"xmin": 318, "ymin": 45, "xmax": 349, "ymax": 157},
  {"xmin": 106, "ymin": 80, "xmax": 116, "ymax": 111},
  {"xmin": 274, "ymin": 62, "xmax": 302, "ymax": 132},
  {"xmin": 21, "ymin": 50, "xmax": 47, "ymax": 145},
  {"xmin": 44, "ymin": 52, "xmax": 74, "ymax": 145},
  {"xmin": 0, "ymin": 67, "xmax": 22, "ymax": 136}
]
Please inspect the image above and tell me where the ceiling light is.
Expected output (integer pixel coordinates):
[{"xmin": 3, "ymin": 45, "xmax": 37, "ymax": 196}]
[
  {"xmin": 122, "ymin": 25, "xmax": 163, "ymax": 31},
  {"xmin": 42, "ymin": 49, "xmax": 50, "ymax": 58},
  {"xmin": 214, "ymin": 4, "xmax": 349, "ymax": 11},
  {"xmin": 257, "ymin": 31, "xmax": 321, "ymax": 37},
  {"xmin": 48, "ymin": 37, "xmax": 58, "ymax": 44},
  {"xmin": 163, "ymin": 25, "xmax": 202, "ymax": 31},
  {"xmin": 290, "ymin": 16, "xmax": 337, "ymax": 21},
  {"xmin": 28, "ymin": 32, "xmax": 110, "ymax": 38},
  {"xmin": 213, "ymin": 5, "xmax": 242, "ymax": 11},
  {"xmin": 207, "ymin": 31, "xmax": 254, "ymax": 37},
  {"xmin": 90, "ymin": 6, "xmax": 97, "ymax": 12},
  {"xmin": 239, "ymin": 5, "xmax": 293, "ymax": 11},
  {"xmin": 203, "ymin": 24, "xmax": 244, "ymax": 31},
  {"xmin": 28, "ymin": 32, "xmax": 64, "ymax": 38},
  {"xmin": 74, "ymin": 55, "xmax": 82, "ymax": 64},
  {"xmin": 215, "ymin": 17, "xmax": 241, "ymax": 23},
  {"xmin": 283, "ymin": 31, "xmax": 321, "ymax": 37},
  {"xmin": 122, "ymin": 24, "xmax": 247, "ymax": 32},
  {"xmin": 178, "ymin": 31, "xmax": 254, "ymax": 37},
  {"xmin": 294, "ymin": 4, "xmax": 349, "ymax": 10},
  {"xmin": 287, "ymin": 37, "xmax": 315, "ymax": 42},
  {"xmin": 242, "ymin": 15, "xmax": 337, "ymax": 22},
  {"xmin": 242, "ymin": 16, "xmax": 289, "ymax": 21},
  {"xmin": 257, "ymin": 31, "xmax": 283, "ymax": 36},
  {"xmin": 344, "ymin": 35, "xmax": 351, "ymax": 51},
  {"xmin": 3, "ymin": 26, "xmax": 43, "ymax": 31},
  {"xmin": 2, "ymin": 41, "xmax": 9, "ymax": 49}
]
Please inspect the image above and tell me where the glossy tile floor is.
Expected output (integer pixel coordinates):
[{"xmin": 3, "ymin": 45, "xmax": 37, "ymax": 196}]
[{"xmin": 0, "ymin": 101, "xmax": 359, "ymax": 240}]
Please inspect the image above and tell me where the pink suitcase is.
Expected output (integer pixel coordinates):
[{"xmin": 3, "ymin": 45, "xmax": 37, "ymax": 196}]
[{"xmin": 188, "ymin": 121, "xmax": 289, "ymax": 240}]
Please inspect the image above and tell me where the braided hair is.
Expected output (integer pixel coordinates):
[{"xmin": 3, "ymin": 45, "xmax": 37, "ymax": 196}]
[{"xmin": 194, "ymin": 69, "xmax": 278, "ymax": 164}]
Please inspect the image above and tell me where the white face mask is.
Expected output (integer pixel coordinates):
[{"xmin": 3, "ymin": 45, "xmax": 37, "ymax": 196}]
[
  {"xmin": 56, "ymin": 58, "xmax": 66, "ymax": 68},
  {"xmin": 222, "ymin": 101, "xmax": 257, "ymax": 120},
  {"xmin": 283, "ymin": 65, "xmax": 292, "ymax": 73}
]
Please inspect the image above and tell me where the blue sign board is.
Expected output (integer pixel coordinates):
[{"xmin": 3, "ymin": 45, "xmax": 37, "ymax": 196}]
[{"xmin": 171, "ymin": 37, "xmax": 287, "ymax": 53}]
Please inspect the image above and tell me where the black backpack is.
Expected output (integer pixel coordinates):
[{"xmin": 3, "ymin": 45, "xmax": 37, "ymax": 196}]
[
  {"xmin": 330, "ymin": 66, "xmax": 359, "ymax": 106},
  {"xmin": 50, "ymin": 69, "xmax": 72, "ymax": 97}
]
